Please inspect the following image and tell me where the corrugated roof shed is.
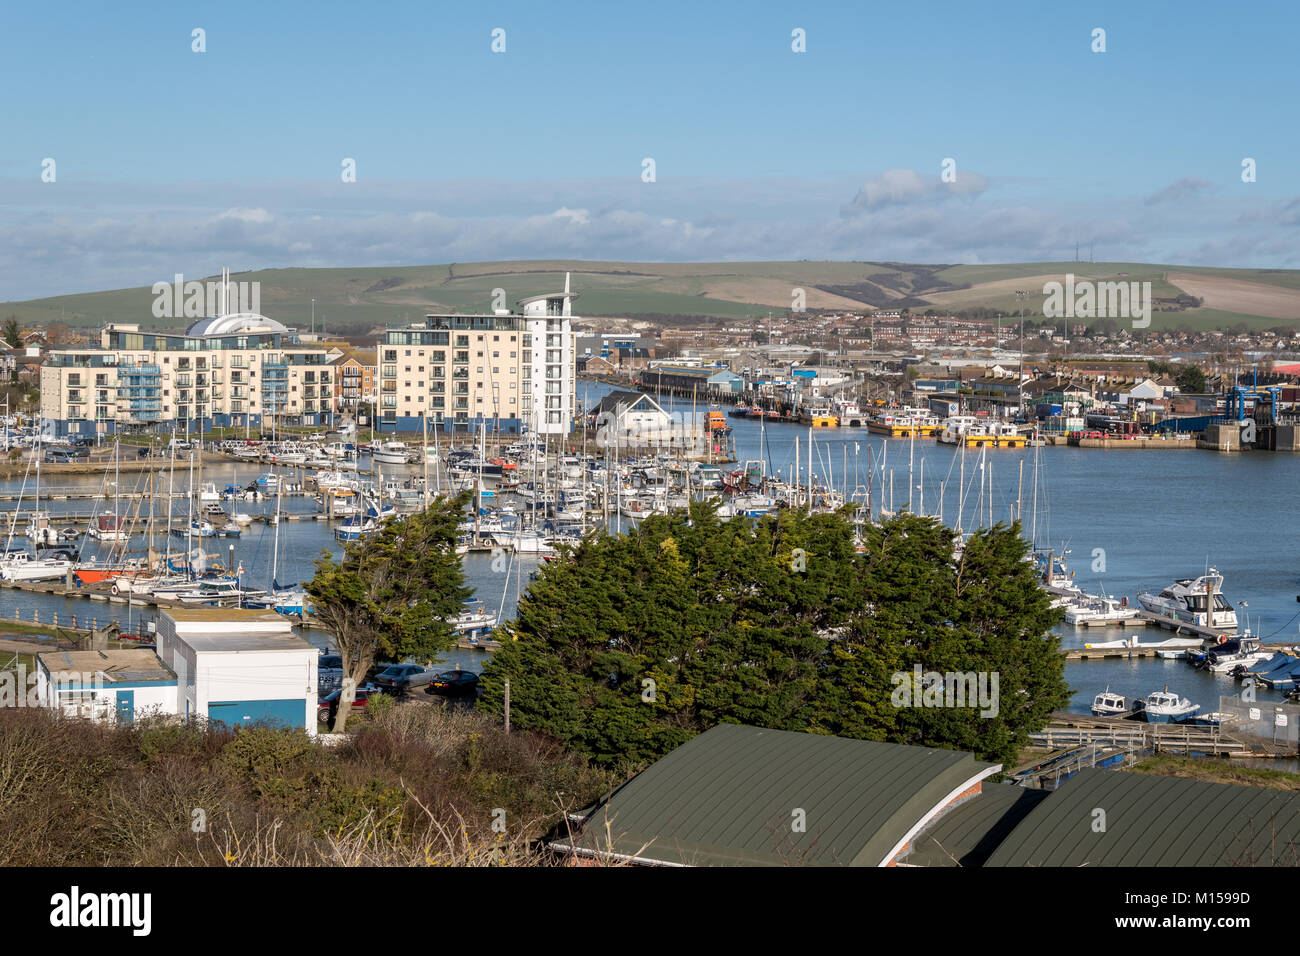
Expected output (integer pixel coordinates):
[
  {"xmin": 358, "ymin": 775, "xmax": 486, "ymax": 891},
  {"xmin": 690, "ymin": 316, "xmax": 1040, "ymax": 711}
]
[
  {"xmin": 985, "ymin": 768, "xmax": 1300, "ymax": 867},
  {"xmin": 556, "ymin": 724, "xmax": 999, "ymax": 867},
  {"xmin": 900, "ymin": 784, "xmax": 1047, "ymax": 867}
]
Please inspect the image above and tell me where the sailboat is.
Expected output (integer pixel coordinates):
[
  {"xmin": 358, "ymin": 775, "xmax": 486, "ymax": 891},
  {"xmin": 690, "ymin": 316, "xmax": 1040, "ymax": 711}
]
[
  {"xmin": 0, "ymin": 440, "xmax": 72, "ymax": 581},
  {"xmin": 247, "ymin": 477, "xmax": 309, "ymax": 615}
]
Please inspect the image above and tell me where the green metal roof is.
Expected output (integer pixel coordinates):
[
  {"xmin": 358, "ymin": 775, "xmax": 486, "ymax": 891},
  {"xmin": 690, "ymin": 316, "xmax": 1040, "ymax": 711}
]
[
  {"xmin": 985, "ymin": 768, "xmax": 1300, "ymax": 867},
  {"xmin": 900, "ymin": 784, "xmax": 1047, "ymax": 867},
  {"xmin": 559, "ymin": 724, "xmax": 998, "ymax": 867}
]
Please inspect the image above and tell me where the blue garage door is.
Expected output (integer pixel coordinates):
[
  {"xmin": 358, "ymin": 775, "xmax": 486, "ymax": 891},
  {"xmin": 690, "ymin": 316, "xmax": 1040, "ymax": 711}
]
[{"xmin": 207, "ymin": 699, "xmax": 305, "ymax": 730}]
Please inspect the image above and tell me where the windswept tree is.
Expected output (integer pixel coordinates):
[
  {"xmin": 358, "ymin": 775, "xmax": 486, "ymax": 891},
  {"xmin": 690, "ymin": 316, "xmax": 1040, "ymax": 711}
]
[
  {"xmin": 1, "ymin": 317, "xmax": 20, "ymax": 351},
  {"xmin": 484, "ymin": 507, "xmax": 1067, "ymax": 769},
  {"xmin": 479, "ymin": 501, "xmax": 856, "ymax": 769},
  {"xmin": 306, "ymin": 493, "xmax": 472, "ymax": 731}
]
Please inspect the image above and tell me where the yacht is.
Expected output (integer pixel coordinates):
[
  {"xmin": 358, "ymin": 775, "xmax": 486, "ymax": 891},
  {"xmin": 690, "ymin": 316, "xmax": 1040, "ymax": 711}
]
[
  {"xmin": 1137, "ymin": 569, "xmax": 1238, "ymax": 631},
  {"xmin": 1063, "ymin": 593, "xmax": 1136, "ymax": 626},
  {"xmin": 0, "ymin": 550, "xmax": 72, "ymax": 582},
  {"xmin": 174, "ymin": 579, "xmax": 267, "ymax": 606},
  {"xmin": 1133, "ymin": 687, "xmax": 1200, "ymax": 724},
  {"xmin": 88, "ymin": 513, "xmax": 130, "ymax": 542},
  {"xmin": 371, "ymin": 441, "xmax": 412, "ymax": 465},
  {"xmin": 452, "ymin": 600, "xmax": 498, "ymax": 634}
]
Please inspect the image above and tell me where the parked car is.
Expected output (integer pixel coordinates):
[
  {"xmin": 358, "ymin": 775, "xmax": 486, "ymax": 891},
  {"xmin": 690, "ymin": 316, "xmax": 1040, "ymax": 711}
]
[
  {"xmin": 426, "ymin": 670, "xmax": 480, "ymax": 697},
  {"xmin": 373, "ymin": 663, "xmax": 436, "ymax": 692},
  {"xmin": 317, "ymin": 684, "xmax": 381, "ymax": 726}
]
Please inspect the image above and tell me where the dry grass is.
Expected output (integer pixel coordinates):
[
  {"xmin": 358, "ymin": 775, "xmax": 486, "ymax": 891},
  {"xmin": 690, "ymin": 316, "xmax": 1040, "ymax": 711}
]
[{"xmin": 0, "ymin": 705, "xmax": 614, "ymax": 867}]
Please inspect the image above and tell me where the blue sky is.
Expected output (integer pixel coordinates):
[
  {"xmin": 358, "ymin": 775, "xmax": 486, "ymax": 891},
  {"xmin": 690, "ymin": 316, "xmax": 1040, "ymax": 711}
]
[{"xmin": 2, "ymin": 0, "xmax": 1298, "ymax": 299}]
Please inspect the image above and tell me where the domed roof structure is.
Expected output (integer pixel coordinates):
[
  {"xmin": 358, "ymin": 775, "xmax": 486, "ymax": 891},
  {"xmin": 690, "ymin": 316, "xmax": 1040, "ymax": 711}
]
[{"xmin": 185, "ymin": 313, "xmax": 288, "ymax": 336}]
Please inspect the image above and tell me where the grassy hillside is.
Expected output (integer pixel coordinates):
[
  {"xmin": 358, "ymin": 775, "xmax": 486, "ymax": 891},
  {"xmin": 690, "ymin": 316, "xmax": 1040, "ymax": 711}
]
[{"xmin": 4, "ymin": 260, "xmax": 1297, "ymax": 333}]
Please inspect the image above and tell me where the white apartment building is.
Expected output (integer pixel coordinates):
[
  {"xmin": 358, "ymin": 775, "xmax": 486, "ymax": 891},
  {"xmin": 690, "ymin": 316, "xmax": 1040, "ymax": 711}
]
[
  {"xmin": 39, "ymin": 313, "xmax": 334, "ymax": 436},
  {"xmin": 377, "ymin": 278, "xmax": 578, "ymax": 435}
]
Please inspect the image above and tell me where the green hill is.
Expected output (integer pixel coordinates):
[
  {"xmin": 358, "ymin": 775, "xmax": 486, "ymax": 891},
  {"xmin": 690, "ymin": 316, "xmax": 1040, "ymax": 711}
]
[{"xmin": 4, "ymin": 260, "xmax": 1298, "ymax": 334}]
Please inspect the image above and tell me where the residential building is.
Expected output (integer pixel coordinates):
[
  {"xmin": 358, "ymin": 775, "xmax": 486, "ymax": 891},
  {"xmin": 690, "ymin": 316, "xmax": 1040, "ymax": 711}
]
[
  {"xmin": 38, "ymin": 313, "xmax": 333, "ymax": 436},
  {"xmin": 376, "ymin": 277, "xmax": 578, "ymax": 435},
  {"xmin": 331, "ymin": 346, "xmax": 377, "ymax": 414}
]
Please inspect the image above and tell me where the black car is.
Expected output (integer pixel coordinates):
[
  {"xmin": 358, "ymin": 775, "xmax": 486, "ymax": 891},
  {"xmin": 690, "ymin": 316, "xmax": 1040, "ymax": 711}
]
[{"xmin": 426, "ymin": 670, "xmax": 480, "ymax": 697}]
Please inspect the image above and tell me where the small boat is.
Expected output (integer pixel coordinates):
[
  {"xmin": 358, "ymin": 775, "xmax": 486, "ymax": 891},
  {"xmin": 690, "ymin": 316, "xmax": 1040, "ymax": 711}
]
[
  {"xmin": 371, "ymin": 441, "xmax": 412, "ymax": 465},
  {"xmin": 452, "ymin": 599, "xmax": 498, "ymax": 634},
  {"xmin": 1180, "ymin": 712, "xmax": 1235, "ymax": 728},
  {"xmin": 1090, "ymin": 688, "xmax": 1129, "ymax": 717},
  {"xmin": 1133, "ymin": 687, "xmax": 1199, "ymax": 724},
  {"xmin": 1064, "ymin": 594, "xmax": 1135, "ymax": 626},
  {"xmin": 88, "ymin": 513, "xmax": 130, "ymax": 542},
  {"xmin": 171, "ymin": 519, "xmax": 216, "ymax": 538}
]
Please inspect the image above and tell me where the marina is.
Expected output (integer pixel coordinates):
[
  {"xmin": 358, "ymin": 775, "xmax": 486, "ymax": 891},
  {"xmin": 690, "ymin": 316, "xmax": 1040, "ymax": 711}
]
[{"xmin": 0, "ymin": 381, "xmax": 1296, "ymax": 717}]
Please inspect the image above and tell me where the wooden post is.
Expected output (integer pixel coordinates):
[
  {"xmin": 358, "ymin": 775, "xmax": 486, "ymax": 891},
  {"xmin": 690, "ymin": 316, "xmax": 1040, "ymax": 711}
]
[{"xmin": 503, "ymin": 679, "xmax": 510, "ymax": 733}]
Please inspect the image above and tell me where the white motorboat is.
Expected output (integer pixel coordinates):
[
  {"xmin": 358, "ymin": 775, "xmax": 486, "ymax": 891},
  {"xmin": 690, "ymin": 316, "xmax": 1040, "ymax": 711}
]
[
  {"xmin": 1138, "ymin": 569, "xmax": 1238, "ymax": 632},
  {"xmin": 371, "ymin": 441, "xmax": 412, "ymax": 465},
  {"xmin": 1134, "ymin": 687, "xmax": 1200, "ymax": 724},
  {"xmin": 1063, "ymin": 594, "xmax": 1136, "ymax": 625},
  {"xmin": 452, "ymin": 600, "xmax": 498, "ymax": 634},
  {"xmin": 1090, "ymin": 688, "xmax": 1130, "ymax": 716},
  {"xmin": 1200, "ymin": 633, "xmax": 1272, "ymax": 673}
]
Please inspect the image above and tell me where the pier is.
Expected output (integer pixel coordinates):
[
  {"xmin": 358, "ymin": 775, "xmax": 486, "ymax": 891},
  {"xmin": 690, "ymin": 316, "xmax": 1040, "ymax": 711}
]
[{"xmin": 1030, "ymin": 710, "xmax": 1298, "ymax": 760}]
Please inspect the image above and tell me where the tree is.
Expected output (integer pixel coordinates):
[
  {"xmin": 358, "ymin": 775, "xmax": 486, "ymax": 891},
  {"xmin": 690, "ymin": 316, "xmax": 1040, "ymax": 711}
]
[
  {"xmin": 1175, "ymin": 364, "xmax": 1206, "ymax": 394},
  {"xmin": 482, "ymin": 507, "xmax": 1067, "ymax": 770},
  {"xmin": 305, "ymin": 494, "xmax": 473, "ymax": 731},
  {"xmin": 479, "ymin": 502, "xmax": 857, "ymax": 769},
  {"xmin": 1, "ymin": 317, "xmax": 20, "ymax": 350}
]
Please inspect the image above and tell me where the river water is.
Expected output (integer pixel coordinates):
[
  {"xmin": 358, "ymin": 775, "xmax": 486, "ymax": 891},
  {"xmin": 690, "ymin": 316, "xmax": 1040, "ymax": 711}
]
[{"xmin": 5, "ymin": 380, "xmax": 1298, "ymax": 719}]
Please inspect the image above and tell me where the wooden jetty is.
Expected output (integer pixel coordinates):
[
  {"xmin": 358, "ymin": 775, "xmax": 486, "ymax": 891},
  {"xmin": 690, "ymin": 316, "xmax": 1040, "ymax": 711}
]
[{"xmin": 1031, "ymin": 710, "xmax": 1297, "ymax": 759}]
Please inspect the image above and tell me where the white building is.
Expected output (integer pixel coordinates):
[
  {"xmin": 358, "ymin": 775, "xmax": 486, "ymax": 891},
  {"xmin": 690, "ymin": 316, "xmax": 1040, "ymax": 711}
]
[
  {"xmin": 35, "ymin": 648, "xmax": 178, "ymax": 723},
  {"xmin": 377, "ymin": 275, "xmax": 578, "ymax": 436},
  {"xmin": 155, "ymin": 608, "xmax": 319, "ymax": 734}
]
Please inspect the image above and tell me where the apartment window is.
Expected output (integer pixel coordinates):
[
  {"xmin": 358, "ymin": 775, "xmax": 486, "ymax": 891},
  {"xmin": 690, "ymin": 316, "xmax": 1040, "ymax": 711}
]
[
  {"xmin": 510, "ymin": 351, "xmax": 516, "ymax": 358},
  {"xmin": 432, "ymin": 366, "xmax": 444, "ymax": 378},
  {"xmin": 455, "ymin": 335, "xmax": 468, "ymax": 347}
]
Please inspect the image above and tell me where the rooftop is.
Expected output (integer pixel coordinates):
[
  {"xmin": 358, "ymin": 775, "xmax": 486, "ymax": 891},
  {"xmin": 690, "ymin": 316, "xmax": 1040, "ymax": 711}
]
[
  {"xmin": 178, "ymin": 629, "xmax": 315, "ymax": 654},
  {"xmin": 985, "ymin": 768, "xmax": 1300, "ymax": 867},
  {"xmin": 39, "ymin": 649, "xmax": 176, "ymax": 684},
  {"xmin": 555, "ymin": 724, "xmax": 999, "ymax": 867}
]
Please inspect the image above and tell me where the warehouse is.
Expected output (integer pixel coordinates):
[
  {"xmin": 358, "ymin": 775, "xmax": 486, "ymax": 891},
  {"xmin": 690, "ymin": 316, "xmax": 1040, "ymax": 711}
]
[{"xmin": 154, "ymin": 608, "xmax": 319, "ymax": 734}]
